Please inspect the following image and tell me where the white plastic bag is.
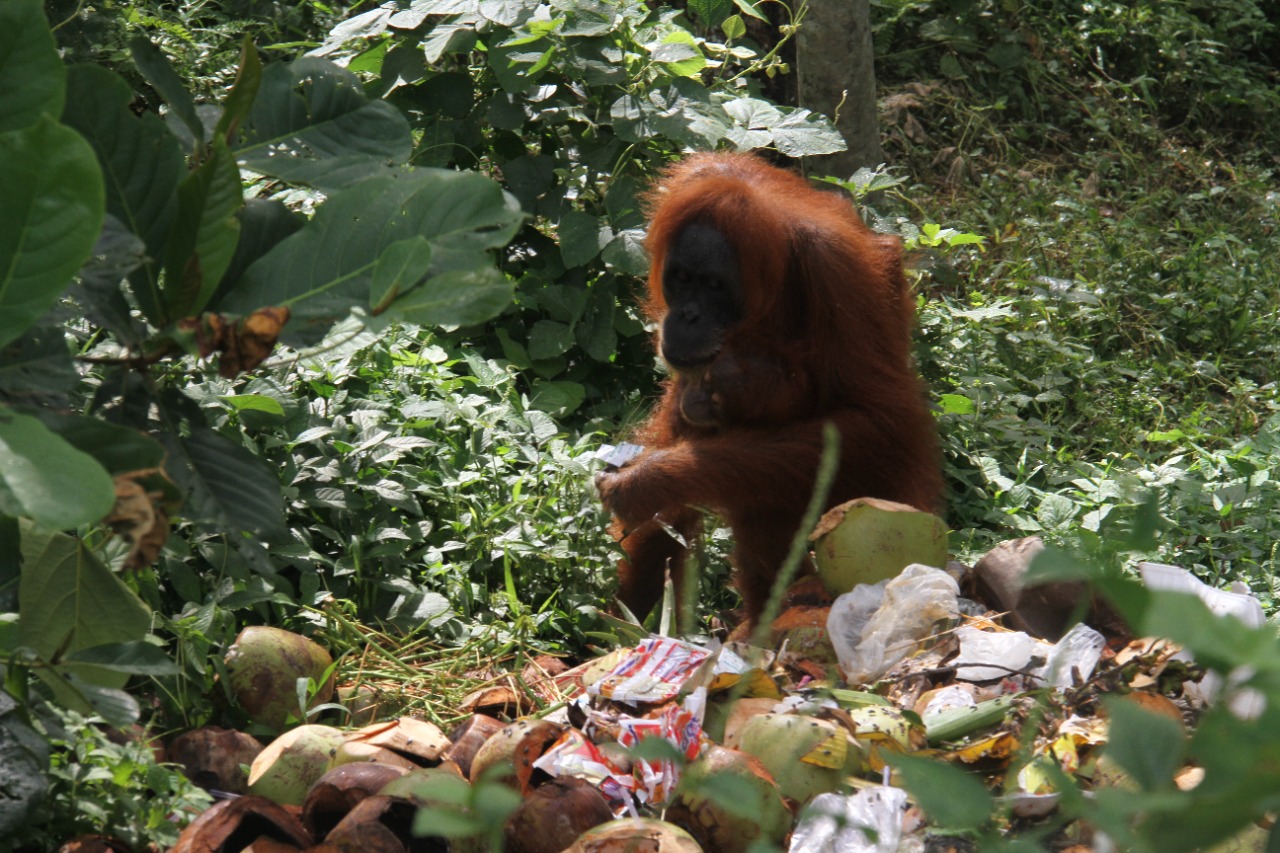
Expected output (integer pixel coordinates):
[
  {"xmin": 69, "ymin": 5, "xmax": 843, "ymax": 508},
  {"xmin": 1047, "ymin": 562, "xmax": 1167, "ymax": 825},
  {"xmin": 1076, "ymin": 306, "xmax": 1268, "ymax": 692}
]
[{"xmin": 828, "ymin": 564, "xmax": 960, "ymax": 685}]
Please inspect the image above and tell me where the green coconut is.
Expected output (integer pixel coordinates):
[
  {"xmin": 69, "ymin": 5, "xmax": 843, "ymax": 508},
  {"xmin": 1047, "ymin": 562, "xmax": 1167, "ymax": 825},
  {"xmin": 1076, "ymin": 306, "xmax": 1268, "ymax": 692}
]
[
  {"xmin": 246, "ymin": 724, "xmax": 345, "ymax": 806},
  {"xmin": 810, "ymin": 498, "xmax": 948, "ymax": 595},
  {"xmin": 224, "ymin": 625, "xmax": 334, "ymax": 731},
  {"xmin": 734, "ymin": 714, "xmax": 864, "ymax": 805},
  {"xmin": 666, "ymin": 745, "xmax": 792, "ymax": 853}
]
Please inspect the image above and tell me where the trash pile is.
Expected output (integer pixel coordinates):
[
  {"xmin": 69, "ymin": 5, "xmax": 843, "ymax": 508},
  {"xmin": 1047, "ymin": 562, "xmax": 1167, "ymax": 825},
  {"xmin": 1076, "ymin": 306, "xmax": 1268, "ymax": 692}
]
[{"xmin": 159, "ymin": 500, "xmax": 1272, "ymax": 852}]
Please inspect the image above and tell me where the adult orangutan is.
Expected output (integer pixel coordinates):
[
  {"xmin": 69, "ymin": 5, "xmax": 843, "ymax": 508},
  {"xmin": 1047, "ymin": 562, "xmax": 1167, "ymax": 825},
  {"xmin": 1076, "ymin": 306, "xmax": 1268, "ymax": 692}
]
[{"xmin": 595, "ymin": 152, "xmax": 943, "ymax": 622}]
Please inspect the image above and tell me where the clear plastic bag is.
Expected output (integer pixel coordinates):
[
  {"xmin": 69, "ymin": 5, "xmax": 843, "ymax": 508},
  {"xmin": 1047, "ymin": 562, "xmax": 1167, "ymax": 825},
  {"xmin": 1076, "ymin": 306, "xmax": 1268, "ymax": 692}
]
[{"xmin": 827, "ymin": 564, "xmax": 960, "ymax": 685}]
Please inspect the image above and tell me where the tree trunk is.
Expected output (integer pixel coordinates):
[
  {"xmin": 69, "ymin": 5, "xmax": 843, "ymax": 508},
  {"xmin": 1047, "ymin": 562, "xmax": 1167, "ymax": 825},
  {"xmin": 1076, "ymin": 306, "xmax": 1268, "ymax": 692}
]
[{"xmin": 793, "ymin": 0, "xmax": 882, "ymax": 176}]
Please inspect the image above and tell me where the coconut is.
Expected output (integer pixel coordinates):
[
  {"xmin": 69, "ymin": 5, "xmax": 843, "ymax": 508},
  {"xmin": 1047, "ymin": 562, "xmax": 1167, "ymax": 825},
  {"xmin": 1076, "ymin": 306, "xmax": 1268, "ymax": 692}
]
[
  {"xmin": 504, "ymin": 776, "xmax": 614, "ymax": 853},
  {"xmin": 666, "ymin": 745, "xmax": 792, "ymax": 852},
  {"xmin": 810, "ymin": 498, "xmax": 948, "ymax": 595},
  {"xmin": 301, "ymin": 762, "xmax": 408, "ymax": 839},
  {"xmin": 167, "ymin": 726, "xmax": 263, "ymax": 793},
  {"xmin": 224, "ymin": 626, "xmax": 334, "ymax": 731},
  {"xmin": 734, "ymin": 714, "xmax": 863, "ymax": 805},
  {"xmin": 565, "ymin": 818, "xmax": 703, "ymax": 852},
  {"xmin": 247, "ymin": 724, "xmax": 345, "ymax": 806},
  {"xmin": 467, "ymin": 718, "xmax": 563, "ymax": 791}
]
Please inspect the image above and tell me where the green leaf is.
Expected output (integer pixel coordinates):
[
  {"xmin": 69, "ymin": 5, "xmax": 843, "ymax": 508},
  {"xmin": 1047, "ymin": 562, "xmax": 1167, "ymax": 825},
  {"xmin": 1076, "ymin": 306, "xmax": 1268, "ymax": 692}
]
[
  {"xmin": 732, "ymin": 0, "xmax": 768, "ymax": 22},
  {"xmin": 610, "ymin": 83, "xmax": 726, "ymax": 147},
  {"xmin": 43, "ymin": 677, "xmax": 140, "ymax": 728},
  {"xmin": 18, "ymin": 523, "xmax": 151, "ymax": 697},
  {"xmin": 559, "ymin": 211, "xmax": 611, "ymax": 268},
  {"xmin": 214, "ymin": 36, "xmax": 263, "ymax": 144},
  {"xmin": 386, "ymin": 267, "xmax": 515, "ymax": 329},
  {"xmin": 558, "ymin": 0, "xmax": 621, "ymax": 36},
  {"xmin": 220, "ymin": 394, "xmax": 287, "ymax": 417},
  {"xmin": 164, "ymin": 138, "xmax": 244, "ymax": 319},
  {"xmin": 61, "ymin": 64, "xmax": 184, "ymax": 327},
  {"xmin": 722, "ymin": 14, "xmax": 746, "ymax": 40},
  {"xmin": 0, "ymin": 0, "xmax": 65, "ymax": 133},
  {"xmin": 160, "ymin": 428, "xmax": 287, "ymax": 540},
  {"xmin": 653, "ymin": 31, "xmax": 707, "ymax": 77},
  {"xmin": 0, "ymin": 407, "xmax": 115, "ymax": 529},
  {"xmin": 224, "ymin": 169, "xmax": 522, "ymax": 342},
  {"xmin": 0, "ymin": 116, "xmax": 105, "ymax": 349},
  {"xmin": 575, "ymin": 278, "xmax": 617, "ymax": 362},
  {"xmin": 1102, "ymin": 696, "xmax": 1186, "ymax": 791},
  {"xmin": 34, "ymin": 412, "xmax": 165, "ymax": 476},
  {"xmin": 601, "ymin": 228, "xmax": 649, "ymax": 276},
  {"xmin": 939, "ymin": 393, "xmax": 977, "ymax": 414},
  {"xmin": 724, "ymin": 96, "xmax": 783, "ymax": 130},
  {"xmin": 70, "ymin": 215, "xmax": 149, "ymax": 346},
  {"xmin": 503, "ymin": 154, "xmax": 556, "ymax": 207},
  {"xmin": 479, "ymin": 0, "xmax": 535, "ymax": 28},
  {"xmin": 211, "ymin": 199, "xmax": 305, "ymax": 309},
  {"xmin": 0, "ymin": 327, "xmax": 78, "ymax": 399},
  {"xmin": 689, "ymin": 0, "xmax": 733, "ymax": 26},
  {"xmin": 888, "ymin": 753, "xmax": 994, "ymax": 830},
  {"xmin": 528, "ymin": 320, "xmax": 574, "ymax": 361},
  {"xmin": 771, "ymin": 108, "xmax": 847, "ymax": 157},
  {"xmin": 1036, "ymin": 493, "xmax": 1076, "ymax": 530},
  {"xmin": 65, "ymin": 641, "xmax": 179, "ymax": 676},
  {"xmin": 0, "ymin": 519, "xmax": 18, "ymax": 611},
  {"xmin": 371, "ymin": 236, "xmax": 435, "ymax": 313},
  {"xmin": 130, "ymin": 37, "xmax": 204, "ymax": 145},
  {"xmin": 425, "ymin": 21, "xmax": 480, "ymax": 65},
  {"xmin": 529, "ymin": 380, "xmax": 585, "ymax": 416},
  {"xmin": 237, "ymin": 59, "xmax": 413, "ymax": 191}
]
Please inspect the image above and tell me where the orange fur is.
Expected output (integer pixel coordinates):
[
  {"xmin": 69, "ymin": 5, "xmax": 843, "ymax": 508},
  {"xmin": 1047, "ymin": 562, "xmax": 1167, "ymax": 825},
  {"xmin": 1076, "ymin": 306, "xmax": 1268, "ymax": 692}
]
[{"xmin": 597, "ymin": 152, "xmax": 943, "ymax": 621}]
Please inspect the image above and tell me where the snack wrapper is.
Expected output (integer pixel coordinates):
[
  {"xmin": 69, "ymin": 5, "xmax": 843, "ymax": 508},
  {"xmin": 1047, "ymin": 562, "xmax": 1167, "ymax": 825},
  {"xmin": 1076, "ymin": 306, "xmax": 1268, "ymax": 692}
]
[
  {"xmin": 532, "ymin": 728, "xmax": 635, "ymax": 804},
  {"xmin": 535, "ymin": 691, "xmax": 707, "ymax": 808},
  {"xmin": 589, "ymin": 636, "xmax": 712, "ymax": 704},
  {"xmin": 617, "ymin": 700, "xmax": 706, "ymax": 804}
]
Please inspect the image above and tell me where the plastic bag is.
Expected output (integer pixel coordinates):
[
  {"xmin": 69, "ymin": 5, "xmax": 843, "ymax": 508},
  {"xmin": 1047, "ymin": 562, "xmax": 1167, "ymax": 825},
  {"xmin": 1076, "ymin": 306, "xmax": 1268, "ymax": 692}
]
[
  {"xmin": 789, "ymin": 786, "xmax": 910, "ymax": 853},
  {"xmin": 827, "ymin": 564, "xmax": 960, "ymax": 685}
]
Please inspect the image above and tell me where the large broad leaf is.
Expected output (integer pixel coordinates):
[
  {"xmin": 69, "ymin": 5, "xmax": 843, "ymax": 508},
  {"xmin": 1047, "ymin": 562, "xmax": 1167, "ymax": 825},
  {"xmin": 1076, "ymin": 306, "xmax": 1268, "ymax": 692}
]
[
  {"xmin": 68, "ymin": 215, "xmax": 149, "ymax": 347},
  {"xmin": 770, "ymin": 107, "xmax": 848, "ymax": 157},
  {"xmin": 0, "ymin": 117, "xmax": 105, "ymax": 349},
  {"xmin": 0, "ymin": 407, "xmax": 115, "ymax": 529},
  {"xmin": 575, "ymin": 277, "xmax": 617, "ymax": 362},
  {"xmin": 0, "ymin": 0, "xmax": 64, "ymax": 133},
  {"xmin": 223, "ymin": 168, "xmax": 522, "ymax": 341},
  {"xmin": 130, "ymin": 37, "xmax": 204, "ymax": 145},
  {"xmin": 214, "ymin": 36, "xmax": 263, "ymax": 144},
  {"xmin": 17, "ymin": 522, "xmax": 151, "ymax": 698},
  {"xmin": 370, "ymin": 236, "xmax": 435, "ymax": 313},
  {"xmin": 61, "ymin": 64, "xmax": 184, "ymax": 327},
  {"xmin": 210, "ymin": 199, "xmax": 305, "ymax": 309},
  {"xmin": 163, "ymin": 138, "xmax": 243, "ymax": 319},
  {"xmin": 610, "ymin": 82, "xmax": 727, "ymax": 147},
  {"xmin": 384, "ymin": 267, "xmax": 514, "ymax": 329},
  {"xmin": 558, "ymin": 210, "xmax": 611, "ymax": 269},
  {"xmin": 0, "ymin": 327, "xmax": 78, "ymax": 399},
  {"xmin": 160, "ymin": 428, "xmax": 287, "ymax": 541},
  {"xmin": 34, "ymin": 413, "xmax": 165, "ymax": 476},
  {"xmin": 65, "ymin": 641, "xmax": 178, "ymax": 676},
  {"xmin": 236, "ymin": 58, "xmax": 414, "ymax": 191}
]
